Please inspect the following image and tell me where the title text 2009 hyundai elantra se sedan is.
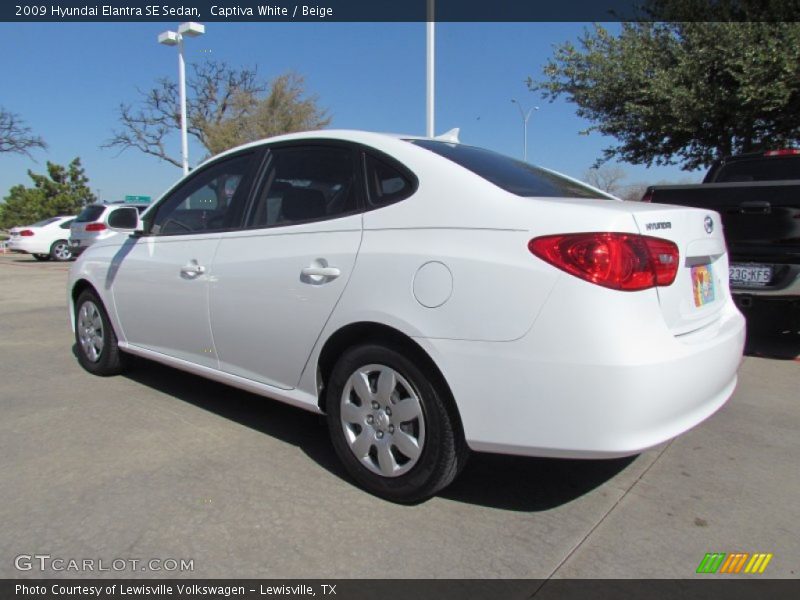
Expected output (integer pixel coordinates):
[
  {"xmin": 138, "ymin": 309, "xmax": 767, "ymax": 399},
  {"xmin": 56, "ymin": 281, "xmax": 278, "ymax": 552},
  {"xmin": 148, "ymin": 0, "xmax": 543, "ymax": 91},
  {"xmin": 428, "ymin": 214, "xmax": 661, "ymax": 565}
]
[{"xmin": 68, "ymin": 130, "xmax": 745, "ymax": 502}]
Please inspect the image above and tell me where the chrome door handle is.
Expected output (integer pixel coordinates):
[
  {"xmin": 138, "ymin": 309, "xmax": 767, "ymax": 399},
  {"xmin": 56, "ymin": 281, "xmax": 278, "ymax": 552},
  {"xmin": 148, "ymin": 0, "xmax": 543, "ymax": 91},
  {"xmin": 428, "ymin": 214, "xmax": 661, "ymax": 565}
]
[
  {"xmin": 180, "ymin": 263, "xmax": 206, "ymax": 277},
  {"xmin": 301, "ymin": 266, "xmax": 340, "ymax": 279}
]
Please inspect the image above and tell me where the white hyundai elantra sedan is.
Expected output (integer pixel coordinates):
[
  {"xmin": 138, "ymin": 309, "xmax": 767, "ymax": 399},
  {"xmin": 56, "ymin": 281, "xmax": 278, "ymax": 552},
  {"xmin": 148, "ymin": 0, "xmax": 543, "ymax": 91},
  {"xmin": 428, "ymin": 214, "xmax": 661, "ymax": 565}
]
[{"xmin": 68, "ymin": 130, "xmax": 745, "ymax": 502}]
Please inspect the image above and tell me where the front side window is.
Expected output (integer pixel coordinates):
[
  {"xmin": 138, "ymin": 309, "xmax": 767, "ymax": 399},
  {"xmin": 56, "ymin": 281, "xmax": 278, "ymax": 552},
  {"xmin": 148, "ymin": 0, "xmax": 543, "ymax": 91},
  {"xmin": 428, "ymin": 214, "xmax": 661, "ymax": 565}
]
[
  {"xmin": 247, "ymin": 146, "xmax": 359, "ymax": 228},
  {"xmin": 151, "ymin": 153, "xmax": 254, "ymax": 235}
]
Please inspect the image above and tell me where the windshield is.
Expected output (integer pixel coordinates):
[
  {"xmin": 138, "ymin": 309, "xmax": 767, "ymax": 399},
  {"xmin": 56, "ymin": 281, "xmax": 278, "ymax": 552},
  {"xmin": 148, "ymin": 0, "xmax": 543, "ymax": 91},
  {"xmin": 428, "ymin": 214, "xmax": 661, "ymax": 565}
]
[{"xmin": 410, "ymin": 140, "xmax": 610, "ymax": 199}]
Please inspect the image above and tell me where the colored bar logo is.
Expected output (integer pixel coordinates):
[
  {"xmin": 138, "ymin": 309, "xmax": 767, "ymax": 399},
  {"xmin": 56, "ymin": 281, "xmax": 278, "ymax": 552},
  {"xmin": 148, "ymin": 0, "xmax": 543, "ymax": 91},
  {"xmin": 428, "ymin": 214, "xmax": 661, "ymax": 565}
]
[{"xmin": 696, "ymin": 552, "xmax": 773, "ymax": 574}]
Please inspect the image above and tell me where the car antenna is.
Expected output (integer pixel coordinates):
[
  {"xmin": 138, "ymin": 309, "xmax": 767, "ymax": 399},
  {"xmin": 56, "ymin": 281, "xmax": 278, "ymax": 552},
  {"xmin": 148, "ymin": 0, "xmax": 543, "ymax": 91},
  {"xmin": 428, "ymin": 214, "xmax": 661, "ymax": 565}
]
[{"xmin": 433, "ymin": 128, "xmax": 460, "ymax": 143}]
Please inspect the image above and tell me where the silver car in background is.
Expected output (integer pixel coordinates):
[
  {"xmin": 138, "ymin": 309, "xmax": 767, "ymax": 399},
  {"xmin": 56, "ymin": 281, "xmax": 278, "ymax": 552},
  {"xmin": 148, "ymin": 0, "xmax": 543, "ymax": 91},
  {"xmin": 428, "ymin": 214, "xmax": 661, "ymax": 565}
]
[{"xmin": 70, "ymin": 202, "xmax": 149, "ymax": 256}]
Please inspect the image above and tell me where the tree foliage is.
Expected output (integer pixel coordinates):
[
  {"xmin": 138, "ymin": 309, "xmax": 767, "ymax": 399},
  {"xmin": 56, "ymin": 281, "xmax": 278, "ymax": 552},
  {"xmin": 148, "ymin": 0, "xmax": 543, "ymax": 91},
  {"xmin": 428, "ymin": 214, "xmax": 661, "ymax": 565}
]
[
  {"xmin": 529, "ymin": 1, "xmax": 800, "ymax": 170},
  {"xmin": 0, "ymin": 159, "xmax": 95, "ymax": 228},
  {"xmin": 0, "ymin": 108, "xmax": 47, "ymax": 157},
  {"xmin": 104, "ymin": 61, "xmax": 331, "ymax": 167}
]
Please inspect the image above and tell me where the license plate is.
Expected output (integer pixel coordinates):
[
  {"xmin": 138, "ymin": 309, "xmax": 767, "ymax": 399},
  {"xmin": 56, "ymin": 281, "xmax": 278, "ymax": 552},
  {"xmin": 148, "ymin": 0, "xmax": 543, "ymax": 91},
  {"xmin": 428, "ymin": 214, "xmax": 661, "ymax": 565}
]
[
  {"xmin": 729, "ymin": 264, "xmax": 772, "ymax": 286},
  {"xmin": 691, "ymin": 264, "xmax": 716, "ymax": 307}
]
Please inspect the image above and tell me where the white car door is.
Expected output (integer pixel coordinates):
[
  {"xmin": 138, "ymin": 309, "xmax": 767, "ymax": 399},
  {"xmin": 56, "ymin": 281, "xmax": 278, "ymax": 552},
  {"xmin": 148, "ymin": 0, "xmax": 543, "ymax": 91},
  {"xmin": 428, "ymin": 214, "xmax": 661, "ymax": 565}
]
[
  {"xmin": 111, "ymin": 151, "xmax": 259, "ymax": 368},
  {"xmin": 210, "ymin": 144, "xmax": 364, "ymax": 389}
]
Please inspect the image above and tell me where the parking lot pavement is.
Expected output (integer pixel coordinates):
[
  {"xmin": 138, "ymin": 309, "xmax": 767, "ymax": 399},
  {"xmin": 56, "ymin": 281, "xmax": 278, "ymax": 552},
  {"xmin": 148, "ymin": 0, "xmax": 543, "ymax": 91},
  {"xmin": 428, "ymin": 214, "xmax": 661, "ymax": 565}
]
[{"xmin": 0, "ymin": 254, "xmax": 797, "ymax": 579}]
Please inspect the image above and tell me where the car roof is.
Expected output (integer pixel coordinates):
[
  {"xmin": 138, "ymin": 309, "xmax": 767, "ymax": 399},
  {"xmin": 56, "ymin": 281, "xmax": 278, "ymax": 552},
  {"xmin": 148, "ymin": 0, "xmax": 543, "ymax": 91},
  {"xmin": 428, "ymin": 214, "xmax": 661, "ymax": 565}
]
[
  {"xmin": 198, "ymin": 129, "xmax": 454, "ymax": 168},
  {"xmin": 85, "ymin": 202, "xmax": 150, "ymax": 208}
]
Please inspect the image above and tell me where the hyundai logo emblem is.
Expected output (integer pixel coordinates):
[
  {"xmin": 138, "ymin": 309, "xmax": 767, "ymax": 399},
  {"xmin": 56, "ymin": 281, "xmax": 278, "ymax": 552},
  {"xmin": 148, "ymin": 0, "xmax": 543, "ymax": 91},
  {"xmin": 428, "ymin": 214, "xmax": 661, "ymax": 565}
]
[{"xmin": 704, "ymin": 215, "xmax": 714, "ymax": 234}]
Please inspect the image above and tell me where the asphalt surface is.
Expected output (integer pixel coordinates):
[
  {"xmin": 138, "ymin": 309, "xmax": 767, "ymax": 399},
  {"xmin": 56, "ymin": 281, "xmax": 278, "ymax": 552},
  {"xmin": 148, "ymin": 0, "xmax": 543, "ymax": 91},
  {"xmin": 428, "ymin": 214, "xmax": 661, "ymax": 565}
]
[{"xmin": 1, "ymin": 254, "xmax": 798, "ymax": 579}]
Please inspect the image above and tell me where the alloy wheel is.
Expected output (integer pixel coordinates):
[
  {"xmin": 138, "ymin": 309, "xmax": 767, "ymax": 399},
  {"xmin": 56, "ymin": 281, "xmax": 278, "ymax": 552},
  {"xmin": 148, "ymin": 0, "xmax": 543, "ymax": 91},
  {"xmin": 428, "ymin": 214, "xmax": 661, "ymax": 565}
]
[{"xmin": 77, "ymin": 300, "xmax": 104, "ymax": 362}]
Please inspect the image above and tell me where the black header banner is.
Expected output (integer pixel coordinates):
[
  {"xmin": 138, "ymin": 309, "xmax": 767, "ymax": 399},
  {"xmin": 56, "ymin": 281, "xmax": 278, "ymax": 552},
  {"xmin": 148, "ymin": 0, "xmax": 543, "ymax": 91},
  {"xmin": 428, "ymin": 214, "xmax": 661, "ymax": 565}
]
[{"xmin": 4, "ymin": 0, "xmax": 799, "ymax": 23}]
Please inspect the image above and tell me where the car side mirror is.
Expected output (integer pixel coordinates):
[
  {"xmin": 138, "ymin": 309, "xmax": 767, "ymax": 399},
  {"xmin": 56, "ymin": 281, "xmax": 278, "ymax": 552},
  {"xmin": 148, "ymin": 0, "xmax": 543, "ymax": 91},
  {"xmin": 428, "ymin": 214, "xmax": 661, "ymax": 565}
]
[{"xmin": 106, "ymin": 206, "xmax": 143, "ymax": 232}]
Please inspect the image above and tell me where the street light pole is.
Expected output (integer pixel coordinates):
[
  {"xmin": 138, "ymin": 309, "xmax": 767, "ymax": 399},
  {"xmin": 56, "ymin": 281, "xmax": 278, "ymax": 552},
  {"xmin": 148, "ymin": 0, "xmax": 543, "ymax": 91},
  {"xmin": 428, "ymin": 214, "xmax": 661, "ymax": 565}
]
[
  {"xmin": 177, "ymin": 35, "xmax": 188, "ymax": 176},
  {"xmin": 158, "ymin": 22, "xmax": 205, "ymax": 176},
  {"xmin": 511, "ymin": 99, "xmax": 539, "ymax": 163},
  {"xmin": 426, "ymin": 0, "xmax": 435, "ymax": 137}
]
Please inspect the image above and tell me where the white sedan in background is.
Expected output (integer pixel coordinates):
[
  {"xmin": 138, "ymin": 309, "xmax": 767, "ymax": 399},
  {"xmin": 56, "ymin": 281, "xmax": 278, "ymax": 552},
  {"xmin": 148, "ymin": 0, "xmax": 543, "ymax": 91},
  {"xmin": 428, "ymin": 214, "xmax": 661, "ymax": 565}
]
[
  {"xmin": 68, "ymin": 130, "xmax": 745, "ymax": 502},
  {"xmin": 8, "ymin": 216, "xmax": 75, "ymax": 261}
]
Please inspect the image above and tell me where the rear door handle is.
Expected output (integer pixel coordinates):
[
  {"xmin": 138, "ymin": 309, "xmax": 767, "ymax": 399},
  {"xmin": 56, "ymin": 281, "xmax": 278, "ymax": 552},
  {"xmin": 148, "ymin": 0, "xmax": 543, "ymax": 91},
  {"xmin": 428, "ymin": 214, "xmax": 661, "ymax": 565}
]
[
  {"xmin": 301, "ymin": 266, "xmax": 341, "ymax": 279},
  {"xmin": 180, "ymin": 262, "xmax": 206, "ymax": 277}
]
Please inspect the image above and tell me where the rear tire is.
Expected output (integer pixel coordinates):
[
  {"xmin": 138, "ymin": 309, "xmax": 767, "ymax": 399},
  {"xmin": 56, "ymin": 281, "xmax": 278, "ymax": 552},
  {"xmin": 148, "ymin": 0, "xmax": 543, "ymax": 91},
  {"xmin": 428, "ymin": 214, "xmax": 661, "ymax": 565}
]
[
  {"xmin": 74, "ymin": 290, "xmax": 126, "ymax": 376},
  {"xmin": 33, "ymin": 254, "xmax": 50, "ymax": 261},
  {"xmin": 50, "ymin": 239, "xmax": 72, "ymax": 262},
  {"xmin": 326, "ymin": 343, "xmax": 468, "ymax": 503}
]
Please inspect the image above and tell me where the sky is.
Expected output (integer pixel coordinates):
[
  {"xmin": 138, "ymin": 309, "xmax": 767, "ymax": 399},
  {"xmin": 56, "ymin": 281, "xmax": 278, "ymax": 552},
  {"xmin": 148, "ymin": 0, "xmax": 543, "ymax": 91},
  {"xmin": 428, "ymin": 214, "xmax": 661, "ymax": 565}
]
[{"xmin": 0, "ymin": 21, "xmax": 702, "ymax": 204}]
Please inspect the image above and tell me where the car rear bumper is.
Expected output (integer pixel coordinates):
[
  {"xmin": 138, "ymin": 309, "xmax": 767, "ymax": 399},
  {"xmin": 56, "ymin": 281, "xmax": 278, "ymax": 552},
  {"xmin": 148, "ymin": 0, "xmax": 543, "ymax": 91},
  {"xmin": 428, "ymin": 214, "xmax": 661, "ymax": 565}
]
[
  {"xmin": 68, "ymin": 236, "xmax": 103, "ymax": 256},
  {"xmin": 68, "ymin": 242, "xmax": 86, "ymax": 257},
  {"xmin": 417, "ymin": 288, "xmax": 745, "ymax": 459},
  {"xmin": 7, "ymin": 240, "xmax": 44, "ymax": 254}
]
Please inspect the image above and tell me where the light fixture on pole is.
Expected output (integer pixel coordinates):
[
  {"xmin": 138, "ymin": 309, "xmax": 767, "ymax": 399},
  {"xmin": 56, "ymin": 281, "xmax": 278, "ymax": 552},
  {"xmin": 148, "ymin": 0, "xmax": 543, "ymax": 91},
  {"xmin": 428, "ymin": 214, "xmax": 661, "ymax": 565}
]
[
  {"xmin": 511, "ymin": 99, "xmax": 539, "ymax": 163},
  {"xmin": 158, "ymin": 21, "xmax": 205, "ymax": 176}
]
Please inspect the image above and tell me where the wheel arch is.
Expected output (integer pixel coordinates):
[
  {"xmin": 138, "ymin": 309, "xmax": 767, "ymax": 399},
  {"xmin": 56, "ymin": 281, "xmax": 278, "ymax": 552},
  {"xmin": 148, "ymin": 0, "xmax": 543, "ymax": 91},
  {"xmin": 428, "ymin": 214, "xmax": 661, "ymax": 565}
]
[{"xmin": 316, "ymin": 321, "xmax": 466, "ymax": 442}]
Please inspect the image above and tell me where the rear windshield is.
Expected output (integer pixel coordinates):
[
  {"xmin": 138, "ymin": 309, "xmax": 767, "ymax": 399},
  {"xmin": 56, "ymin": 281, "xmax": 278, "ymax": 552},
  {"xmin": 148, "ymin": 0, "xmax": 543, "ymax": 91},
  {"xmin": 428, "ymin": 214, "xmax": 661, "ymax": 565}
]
[
  {"xmin": 712, "ymin": 156, "xmax": 800, "ymax": 182},
  {"xmin": 410, "ymin": 140, "xmax": 608, "ymax": 199},
  {"xmin": 75, "ymin": 205, "xmax": 107, "ymax": 223},
  {"xmin": 30, "ymin": 217, "xmax": 61, "ymax": 227}
]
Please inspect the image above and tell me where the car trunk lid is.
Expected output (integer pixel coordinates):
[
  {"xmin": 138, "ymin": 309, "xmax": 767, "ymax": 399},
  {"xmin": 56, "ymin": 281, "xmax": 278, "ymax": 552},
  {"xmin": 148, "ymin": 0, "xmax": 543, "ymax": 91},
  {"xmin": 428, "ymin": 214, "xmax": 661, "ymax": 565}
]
[{"xmin": 630, "ymin": 204, "xmax": 729, "ymax": 335}]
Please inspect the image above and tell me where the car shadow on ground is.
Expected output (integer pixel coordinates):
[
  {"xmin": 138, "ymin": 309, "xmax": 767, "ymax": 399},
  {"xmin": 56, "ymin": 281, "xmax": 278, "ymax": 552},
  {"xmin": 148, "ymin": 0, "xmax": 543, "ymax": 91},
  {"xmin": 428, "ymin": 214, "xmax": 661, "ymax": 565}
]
[{"xmin": 80, "ymin": 350, "xmax": 639, "ymax": 511}]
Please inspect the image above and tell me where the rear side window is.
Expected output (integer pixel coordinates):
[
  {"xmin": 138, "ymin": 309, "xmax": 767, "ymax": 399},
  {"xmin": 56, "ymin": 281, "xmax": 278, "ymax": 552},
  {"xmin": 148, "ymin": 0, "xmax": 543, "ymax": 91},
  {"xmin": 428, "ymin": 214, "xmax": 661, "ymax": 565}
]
[
  {"xmin": 59, "ymin": 219, "xmax": 74, "ymax": 229},
  {"xmin": 365, "ymin": 154, "xmax": 415, "ymax": 206},
  {"xmin": 75, "ymin": 206, "xmax": 106, "ymax": 223},
  {"xmin": 411, "ymin": 140, "xmax": 607, "ymax": 199},
  {"xmin": 712, "ymin": 157, "xmax": 800, "ymax": 182}
]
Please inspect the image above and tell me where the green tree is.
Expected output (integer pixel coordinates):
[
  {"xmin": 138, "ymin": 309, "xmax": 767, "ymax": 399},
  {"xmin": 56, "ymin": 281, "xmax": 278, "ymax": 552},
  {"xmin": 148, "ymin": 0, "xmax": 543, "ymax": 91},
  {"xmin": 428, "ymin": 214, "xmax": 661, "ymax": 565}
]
[
  {"xmin": 104, "ymin": 61, "xmax": 331, "ymax": 167},
  {"xmin": 203, "ymin": 73, "xmax": 331, "ymax": 156},
  {"xmin": 0, "ymin": 158, "xmax": 95, "ymax": 228},
  {"xmin": 529, "ymin": 0, "xmax": 800, "ymax": 170}
]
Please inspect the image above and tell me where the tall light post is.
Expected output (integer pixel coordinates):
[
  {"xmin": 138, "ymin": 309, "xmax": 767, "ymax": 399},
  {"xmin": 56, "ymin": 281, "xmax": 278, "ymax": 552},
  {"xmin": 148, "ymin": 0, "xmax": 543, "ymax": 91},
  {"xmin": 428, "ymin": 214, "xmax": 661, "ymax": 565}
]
[
  {"xmin": 158, "ymin": 22, "xmax": 205, "ymax": 176},
  {"xmin": 511, "ymin": 99, "xmax": 539, "ymax": 163},
  {"xmin": 426, "ymin": 0, "xmax": 435, "ymax": 137}
]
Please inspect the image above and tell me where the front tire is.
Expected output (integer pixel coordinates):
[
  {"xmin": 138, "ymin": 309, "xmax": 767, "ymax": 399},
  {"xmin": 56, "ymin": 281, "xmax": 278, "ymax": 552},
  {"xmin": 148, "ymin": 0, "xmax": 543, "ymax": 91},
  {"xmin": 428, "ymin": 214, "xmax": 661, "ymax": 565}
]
[
  {"xmin": 74, "ymin": 290, "xmax": 126, "ymax": 376},
  {"xmin": 50, "ymin": 239, "xmax": 72, "ymax": 262},
  {"xmin": 326, "ymin": 344, "xmax": 467, "ymax": 503}
]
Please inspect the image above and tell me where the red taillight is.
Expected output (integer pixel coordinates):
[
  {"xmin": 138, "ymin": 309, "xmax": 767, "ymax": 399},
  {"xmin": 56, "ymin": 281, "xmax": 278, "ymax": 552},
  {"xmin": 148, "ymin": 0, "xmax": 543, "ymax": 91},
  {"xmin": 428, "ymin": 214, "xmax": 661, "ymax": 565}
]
[
  {"xmin": 85, "ymin": 222, "xmax": 107, "ymax": 232},
  {"xmin": 20, "ymin": 230, "xmax": 34, "ymax": 236},
  {"xmin": 528, "ymin": 233, "xmax": 679, "ymax": 291},
  {"xmin": 764, "ymin": 149, "xmax": 800, "ymax": 156}
]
